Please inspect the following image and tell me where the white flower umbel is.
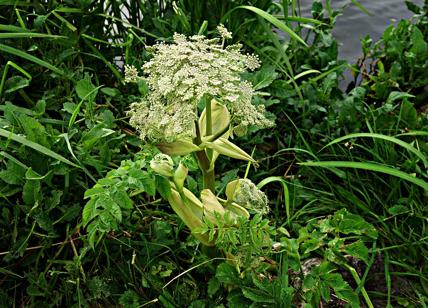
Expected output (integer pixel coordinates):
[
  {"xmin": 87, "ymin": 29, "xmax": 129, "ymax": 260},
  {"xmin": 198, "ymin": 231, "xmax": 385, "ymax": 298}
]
[{"xmin": 128, "ymin": 29, "xmax": 274, "ymax": 143}]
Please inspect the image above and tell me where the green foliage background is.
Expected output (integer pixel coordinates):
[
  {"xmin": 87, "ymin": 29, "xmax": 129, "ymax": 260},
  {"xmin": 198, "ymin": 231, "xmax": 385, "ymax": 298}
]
[{"xmin": 0, "ymin": 0, "xmax": 427, "ymax": 306}]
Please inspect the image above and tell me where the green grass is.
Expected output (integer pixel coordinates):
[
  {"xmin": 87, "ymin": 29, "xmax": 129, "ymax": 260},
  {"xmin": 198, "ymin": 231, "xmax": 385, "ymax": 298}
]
[{"xmin": 1, "ymin": 0, "xmax": 427, "ymax": 306}]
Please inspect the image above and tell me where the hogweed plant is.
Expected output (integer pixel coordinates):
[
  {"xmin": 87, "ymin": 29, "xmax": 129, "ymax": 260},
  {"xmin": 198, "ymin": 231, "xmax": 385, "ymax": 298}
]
[{"xmin": 83, "ymin": 25, "xmax": 274, "ymax": 248}]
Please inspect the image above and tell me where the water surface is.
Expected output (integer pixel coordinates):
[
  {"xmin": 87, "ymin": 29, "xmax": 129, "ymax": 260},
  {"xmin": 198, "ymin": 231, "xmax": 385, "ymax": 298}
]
[{"xmin": 299, "ymin": 0, "xmax": 422, "ymax": 62}]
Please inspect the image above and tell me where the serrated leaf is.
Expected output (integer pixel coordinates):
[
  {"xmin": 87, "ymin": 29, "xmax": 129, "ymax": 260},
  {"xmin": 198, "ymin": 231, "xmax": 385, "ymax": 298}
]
[
  {"xmin": 82, "ymin": 198, "xmax": 98, "ymax": 226},
  {"xmin": 84, "ymin": 186, "xmax": 105, "ymax": 198},
  {"xmin": 207, "ymin": 277, "xmax": 220, "ymax": 297},
  {"xmin": 111, "ymin": 189, "xmax": 133, "ymax": 210},
  {"xmin": 216, "ymin": 263, "xmax": 240, "ymax": 285},
  {"xmin": 241, "ymin": 287, "xmax": 275, "ymax": 303},
  {"xmin": 0, "ymin": 160, "xmax": 26, "ymax": 185},
  {"xmin": 343, "ymin": 240, "xmax": 369, "ymax": 264}
]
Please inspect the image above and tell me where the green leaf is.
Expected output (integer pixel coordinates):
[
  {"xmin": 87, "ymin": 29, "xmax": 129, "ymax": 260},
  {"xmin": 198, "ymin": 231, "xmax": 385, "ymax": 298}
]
[
  {"xmin": 82, "ymin": 198, "xmax": 98, "ymax": 226},
  {"xmin": 22, "ymin": 178, "xmax": 41, "ymax": 205},
  {"xmin": 216, "ymin": 263, "xmax": 240, "ymax": 285},
  {"xmin": 301, "ymin": 237, "xmax": 323, "ymax": 255},
  {"xmin": 251, "ymin": 65, "xmax": 278, "ymax": 90},
  {"xmin": 111, "ymin": 189, "xmax": 133, "ymax": 210},
  {"xmin": 241, "ymin": 287, "xmax": 275, "ymax": 303},
  {"xmin": 387, "ymin": 91, "xmax": 415, "ymax": 104},
  {"xmin": 207, "ymin": 277, "xmax": 220, "ymax": 297},
  {"xmin": 344, "ymin": 241, "xmax": 369, "ymax": 264},
  {"xmin": 400, "ymin": 99, "xmax": 418, "ymax": 127},
  {"xmin": 76, "ymin": 73, "xmax": 98, "ymax": 102},
  {"xmin": 0, "ymin": 160, "xmax": 26, "ymax": 185},
  {"xmin": 18, "ymin": 114, "xmax": 50, "ymax": 148},
  {"xmin": 336, "ymin": 211, "xmax": 378, "ymax": 239},
  {"xmin": 84, "ymin": 186, "xmax": 106, "ymax": 199},
  {"xmin": 101, "ymin": 87, "xmax": 120, "ymax": 97},
  {"xmin": 387, "ymin": 204, "xmax": 409, "ymax": 216}
]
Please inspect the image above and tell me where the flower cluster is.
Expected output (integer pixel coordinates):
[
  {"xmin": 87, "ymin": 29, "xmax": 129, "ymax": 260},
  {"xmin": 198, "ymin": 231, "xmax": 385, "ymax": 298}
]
[
  {"xmin": 128, "ymin": 29, "xmax": 274, "ymax": 143},
  {"xmin": 124, "ymin": 64, "xmax": 140, "ymax": 83},
  {"xmin": 217, "ymin": 24, "xmax": 232, "ymax": 40},
  {"xmin": 233, "ymin": 179, "xmax": 269, "ymax": 215}
]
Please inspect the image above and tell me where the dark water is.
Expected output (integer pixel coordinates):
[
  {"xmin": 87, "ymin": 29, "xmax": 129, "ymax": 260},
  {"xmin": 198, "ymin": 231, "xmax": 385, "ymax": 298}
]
[{"xmin": 299, "ymin": 0, "xmax": 422, "ymax": 62}]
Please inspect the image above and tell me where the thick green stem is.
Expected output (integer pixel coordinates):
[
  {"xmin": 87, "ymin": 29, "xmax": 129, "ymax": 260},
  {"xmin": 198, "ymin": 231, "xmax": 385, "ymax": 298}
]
[
  {"xmin": 194, "ymin": 98, "xmax": 215, "ymax": 192},
  {"xmin": 205, "ymin": 98, "xmax": 213, "ymax": 136}
]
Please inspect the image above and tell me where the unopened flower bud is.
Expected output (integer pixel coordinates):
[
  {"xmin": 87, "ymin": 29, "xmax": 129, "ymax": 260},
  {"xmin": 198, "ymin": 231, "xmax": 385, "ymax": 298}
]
[
  {"xmin": 150, "ymin": 153, "xmax": 174, "ymax": 177},
  {"xmin": 173, "ymin": 162, "xmax": 188, "ymax": 191},
  {"xmin": 227, "ymin": 179, "xmax": 269, "ymax": 215}
]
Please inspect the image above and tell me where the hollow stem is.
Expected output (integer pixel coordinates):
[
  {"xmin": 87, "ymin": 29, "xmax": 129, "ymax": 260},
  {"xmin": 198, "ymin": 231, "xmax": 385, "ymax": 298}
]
[{"xmin": 193, "ymin": 98, "xmax": 215, "ymax": 192}]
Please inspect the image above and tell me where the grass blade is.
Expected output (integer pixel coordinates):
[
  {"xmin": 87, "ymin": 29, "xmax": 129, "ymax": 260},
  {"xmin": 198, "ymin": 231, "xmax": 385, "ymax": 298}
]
[
  {"xmin": 322, "ymin": 133, "xmax": 428, "ymax": 168},
  {"xmin": 300, "ymin": 161, "xmax": 428, "ymax": 191},
  {"xmin": 257, "ymin": 176, "xmax": 291, "ymax": 223},
  {"xmin": 274, "ymin": 15, "xmax": 326, "ymax": 25},
  {"xmin": 350, "ymin": 0, "xmax": 372, "ymax": 16},
  {"xmin": 0, "ymin": 33, "xmax": 66, "ymax": 39},
  {"xmin": 0, "ymin": 128, "xmax": 79, "ymax": 168},
  {"xmin": 0, "ymin": 43, "xmax": 66, "ymax": 77},
  {"xmin": 223, "ymin": 5, "xmax": 307, "ymax": 47}
]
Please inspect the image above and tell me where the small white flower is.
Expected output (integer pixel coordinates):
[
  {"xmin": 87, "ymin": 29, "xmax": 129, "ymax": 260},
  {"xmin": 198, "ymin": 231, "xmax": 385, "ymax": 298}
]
[
  {"xmin": 124, "ymin": 64, "xmax": 140, "ymax": 83},
  {"xmin": 217, "ymin": 24, "xmax": 233, "ymax": 40}
]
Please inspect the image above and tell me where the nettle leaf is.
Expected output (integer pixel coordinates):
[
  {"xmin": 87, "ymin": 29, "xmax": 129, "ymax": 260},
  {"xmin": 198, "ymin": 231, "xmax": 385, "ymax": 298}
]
[
  {"xmin": 227, "ymin": 289, "xmax": 251, "ymax": 308},
  {"xmin": 98, "ymin": 195, "xmax": 122, "ymax": 224},
  {"xmin": 301, "ymin": 237, "xmax": 324, "ymax": 255},
  {"xmin": 343, "ymin": 240, "xmax": 369, "ymax": 264},
  {"xmin": 216, "ymin": 262, "xmax": 240, "ymax": 285},
  {"xmin": 323, "ymin": 273, "xmax": 359, "ymax": 304},
  {"xmin": 99, "ymin": 210, "xmax": 119, "ymax": 230}
]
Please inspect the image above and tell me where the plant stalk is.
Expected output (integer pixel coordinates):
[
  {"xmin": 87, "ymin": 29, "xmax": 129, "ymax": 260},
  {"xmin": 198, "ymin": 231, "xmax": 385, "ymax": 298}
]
[{"xmin": 194, "ymin": 98, "xmax": 216, "ymax": 192}]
